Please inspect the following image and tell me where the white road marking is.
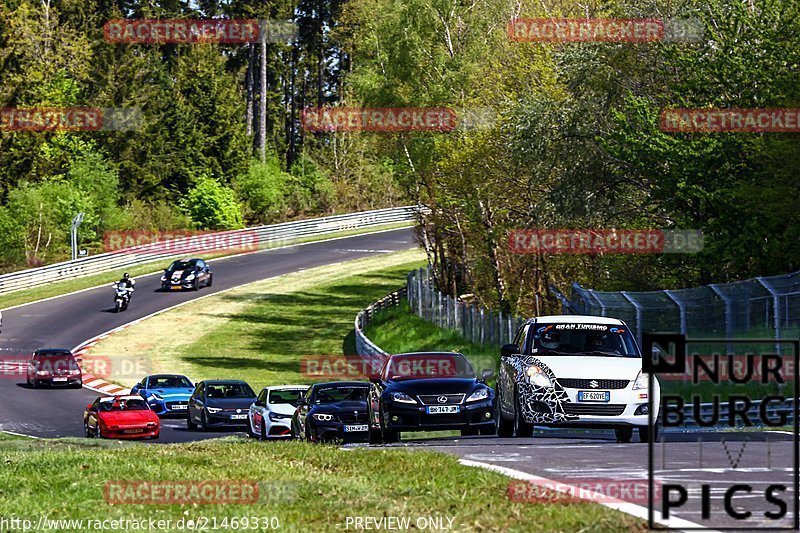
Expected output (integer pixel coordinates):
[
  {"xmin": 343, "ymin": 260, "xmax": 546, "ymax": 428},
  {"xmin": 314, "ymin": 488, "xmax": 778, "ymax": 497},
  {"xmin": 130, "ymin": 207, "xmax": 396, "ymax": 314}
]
[{"xmin": 459, "ymin": 459, "xmax": 717, "ymax": 532}]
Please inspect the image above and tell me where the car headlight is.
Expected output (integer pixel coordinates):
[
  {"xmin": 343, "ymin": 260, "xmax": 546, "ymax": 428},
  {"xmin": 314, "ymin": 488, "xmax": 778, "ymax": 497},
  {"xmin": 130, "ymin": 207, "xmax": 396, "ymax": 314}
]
[
  {"xmin": 36, "ymin": 370, "xmax": 49, "ymax": 376},
  {"xmin": 186, "ymin": 273, "xmax": 196, "ymax": 281},
  {"xmin": 390, "ymin": 392, "xmax": 416, "ymax": 404},
  {"xmin": 149, "ymin": 393, "xmax": 163, "ymax": 401},
  {"xmin": 269, "ymin": 412, "xmax": 291, "ymax": 421},
  {"xmin": 466, "ymin": 388, "xmax": 490, "ymax": 402},
  {"xmin": 312, "ymin": 413, "xmax": 334, "ymax": 422},
  {"xmin": 160, "ymin": 275, "xmax": 166, "ymax": 282},
  {"xmin": 206, "ymin": 407, "xmax": 221, "ymax": 414},
  {"xmin": 526, "ymin": 366, "xmax": 553, "ymax": 388},
  {"xmin": 70, "ymin": 369, "xmax": 81, "ymax": 375},
  {"xmin": 633, "ymin": 371, "xmax": 649, "ymax": 390}
]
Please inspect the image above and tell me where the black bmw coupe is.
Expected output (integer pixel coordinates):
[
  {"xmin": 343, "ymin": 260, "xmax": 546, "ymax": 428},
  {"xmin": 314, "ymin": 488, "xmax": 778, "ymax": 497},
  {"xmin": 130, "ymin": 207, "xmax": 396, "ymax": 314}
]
[{"xmin": 291, "ymin": 381, "xmax": 370, "ymax": 443}]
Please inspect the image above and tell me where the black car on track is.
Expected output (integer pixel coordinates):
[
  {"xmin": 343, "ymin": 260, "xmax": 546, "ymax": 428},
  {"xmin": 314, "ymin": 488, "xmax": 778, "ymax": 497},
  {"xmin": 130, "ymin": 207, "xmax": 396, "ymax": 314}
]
[
  {"xmin": 186, "ymin": 380, "xmax": 257, "ymax": 431},
  {"xmin": 161, "ymin": 258, "xmax": 213, "ymax": 291},
  {"xmin": 368, "ymin": 352, "xmax": 495, "ymax": 443},
  {"xmin": 291, "ymin": 381, "xmax": 370, "ymax": 443}
]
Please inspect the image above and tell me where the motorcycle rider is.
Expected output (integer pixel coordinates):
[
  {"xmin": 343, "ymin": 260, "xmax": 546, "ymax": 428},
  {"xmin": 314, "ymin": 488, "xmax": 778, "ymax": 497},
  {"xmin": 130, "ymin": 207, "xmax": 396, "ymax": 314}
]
[{"xmin": 117, "ymin": 273, "xmax": 135, "ymax": 301}]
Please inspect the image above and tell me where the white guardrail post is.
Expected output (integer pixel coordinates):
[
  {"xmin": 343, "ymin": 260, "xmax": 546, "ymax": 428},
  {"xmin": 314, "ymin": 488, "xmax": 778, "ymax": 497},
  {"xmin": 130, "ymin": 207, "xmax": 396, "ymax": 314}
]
[{"xmin": 0, "ymin": 206, "xmax": 419, "ymax": 297}]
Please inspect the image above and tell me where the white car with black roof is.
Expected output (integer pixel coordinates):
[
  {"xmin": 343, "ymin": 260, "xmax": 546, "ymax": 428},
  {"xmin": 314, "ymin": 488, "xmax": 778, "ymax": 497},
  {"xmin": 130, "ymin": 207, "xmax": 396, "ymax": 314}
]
[{"xmin": 496, "ymin": 315, "xmax": 660, "ymax": 443}]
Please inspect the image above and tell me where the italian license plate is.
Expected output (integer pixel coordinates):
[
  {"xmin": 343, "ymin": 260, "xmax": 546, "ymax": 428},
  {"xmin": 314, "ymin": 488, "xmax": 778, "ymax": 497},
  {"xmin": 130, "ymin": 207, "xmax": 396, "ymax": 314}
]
[
  {"xmin": 344, "ymin": 424, "xmax": 368, "ymax": 432},
  {"xmin": 230, "ymin": 414, "xmax": 247, "ymax": 420},
  {"xmin": 426, "ymin": 405, "xmax": 460, "ymax": 414},
  {"xmin": 124, "ymin": 428, "xmax": 143, "ymax": 434},
  {"xmin": 170, "ymin": 404, "xmax": 187, "ymax": 410},
  {"xmin": 577, "ymin": 391, "xmax": 610, "ymax": 402},
  {"xmin": 52, "ymin": 377, "xmax": 68, "ymax": 382}
]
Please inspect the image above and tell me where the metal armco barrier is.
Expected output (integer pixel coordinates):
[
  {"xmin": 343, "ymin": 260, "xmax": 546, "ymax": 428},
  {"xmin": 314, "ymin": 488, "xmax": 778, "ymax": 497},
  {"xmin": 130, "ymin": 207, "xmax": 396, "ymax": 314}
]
[
  {"xmin": 0, "ymin": 206, "xmax": 420, "ymax": 296},
  {"xmin": 354, "ymin": 287, "xmax": 408, "ymax": 368}
]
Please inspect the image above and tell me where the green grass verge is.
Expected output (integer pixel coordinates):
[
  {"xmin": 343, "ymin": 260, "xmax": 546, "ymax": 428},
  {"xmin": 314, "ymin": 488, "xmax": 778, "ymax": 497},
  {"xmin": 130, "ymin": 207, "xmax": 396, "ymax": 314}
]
[
  {"xmin": 2, "ymin": 252, "xmax": 644, "ymax": 531},
  {"xmin": 0, "ymin": 221, "xmax": 412, "ymax": 311},
  {"xmin": 0, "ymin": 433, "xmax": 644, "ymax": 532}
]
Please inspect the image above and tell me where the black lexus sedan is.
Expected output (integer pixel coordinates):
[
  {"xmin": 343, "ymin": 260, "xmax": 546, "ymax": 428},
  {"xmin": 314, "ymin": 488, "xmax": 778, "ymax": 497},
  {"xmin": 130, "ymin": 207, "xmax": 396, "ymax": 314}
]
[
  {"xmin": 368, "ymin": 352, "xmax": 495, "ymax": 443},
  {"xmin": 160, "ymin": 258, "xmax": 213, "ymax": 291},
  {"xmin": 290, "ymin": 381, "xmax": 370, "ymax": 443},
  {"xmin": 186, "ymin": 380, "xmax": 257, "ymax": 431}
]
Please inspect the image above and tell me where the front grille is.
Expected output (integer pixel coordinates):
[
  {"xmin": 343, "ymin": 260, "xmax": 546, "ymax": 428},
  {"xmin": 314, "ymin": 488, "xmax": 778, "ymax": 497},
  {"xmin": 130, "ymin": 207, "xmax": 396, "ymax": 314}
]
[
  {"xmin": 337, "ymin": 412, "xmax": 368, "ymax": 424},
  {"xmin": 562, "ymin": 403, "xmax": 626, "ymax": 416},
  {"xmin": 417, "ymin": 394, "xmax": 465, "ymax": 406},
  {"xmin": 558, "ymin": 379, "xmax": 630, "ymax": 390}
]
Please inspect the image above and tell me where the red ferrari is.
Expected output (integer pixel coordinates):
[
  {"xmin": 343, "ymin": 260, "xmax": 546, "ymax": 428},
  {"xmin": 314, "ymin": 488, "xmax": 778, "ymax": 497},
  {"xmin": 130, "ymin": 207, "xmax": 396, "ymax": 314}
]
[{"xmin": 84, "ymin": 395, "xmax": 160, "ymax": 440}]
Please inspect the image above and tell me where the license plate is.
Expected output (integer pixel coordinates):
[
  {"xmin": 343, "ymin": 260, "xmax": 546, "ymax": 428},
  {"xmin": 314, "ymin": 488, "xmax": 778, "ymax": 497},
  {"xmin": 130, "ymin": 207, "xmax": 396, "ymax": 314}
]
[
  {"xmin": 426, "ymin": 405, "xmax": 460, "ymax": 414},
  {"xmin": 170, "ymin": 404, "xmax": 187, "ymax": 410},
  {"xmin": 123, "ymin": 428, "xmax": 143, "ymax": 434},
  {"xmin": 170, "ymin": 286, "xmax": 182, "ymax": 290},
  {"xmin": 52, "ymin": 377, "xmax": 68, "ymax": 382},
  {"xmin": 230, "ymin": 414, "xmax": 247, "ymax": 420},
  {"xmin": 577, "ymin": 391, "xmax": 610, "ymax": 402},
  {"xmin": 344, "ymin": 424, "xmax": 368, "ymax": 432}
]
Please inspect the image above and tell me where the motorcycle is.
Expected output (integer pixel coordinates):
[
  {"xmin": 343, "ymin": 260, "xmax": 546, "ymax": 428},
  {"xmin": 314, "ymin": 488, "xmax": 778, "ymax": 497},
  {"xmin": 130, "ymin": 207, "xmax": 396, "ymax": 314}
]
[{"xmin": 113, "ymin": 283, "xmax": 134, "ymax": 313}]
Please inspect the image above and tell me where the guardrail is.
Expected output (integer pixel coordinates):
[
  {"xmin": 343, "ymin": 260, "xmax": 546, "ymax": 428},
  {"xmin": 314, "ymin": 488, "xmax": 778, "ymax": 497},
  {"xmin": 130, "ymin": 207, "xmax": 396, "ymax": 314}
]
[
  {"xmin": 354, "ymin": 286, "xmax": 407, "ymax": 363},
  {"xmin": 0, "ymin": 206, "xmax": 419, "ymax": 296}
]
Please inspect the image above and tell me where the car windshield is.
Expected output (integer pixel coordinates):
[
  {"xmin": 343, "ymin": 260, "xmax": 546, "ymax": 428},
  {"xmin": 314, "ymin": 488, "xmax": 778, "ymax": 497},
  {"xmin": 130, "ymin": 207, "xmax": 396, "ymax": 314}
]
[
  {"xmin": 33, "ymin": 355, "xmax": 78, "ymax": 371},
  {"xmin": 149, "ymin": 376, "xmax": 192, "ymax": 388},
  {"xmin": 99, "ymin": 398, "xmax": 149, "ymax": 411},
  {"xmin": 387, "ymin": 354, "xmax": 476, "ymax": 380},
  {"xmin": 531, "ymin": 323, "xmax": 640, "ymax": 357},
  {"xmin": 313, "ymin": 386, "xmax": 368, "ymax": 404},
  {"xmin": 206, "ymin": 383, "xmax": 255, "ymax": 399},
  {"xmin": 268, "ymin": 389, "xmax": 306, "ymax": 406},
  {"xmin": 168, "ymin": 260, "xmax": 194, "ymax": 271}
]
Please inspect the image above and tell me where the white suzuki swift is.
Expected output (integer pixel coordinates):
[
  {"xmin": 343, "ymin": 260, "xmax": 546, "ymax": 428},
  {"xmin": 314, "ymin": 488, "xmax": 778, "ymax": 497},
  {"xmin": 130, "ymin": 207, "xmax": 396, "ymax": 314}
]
[{"xmin": 496, "ymin": 315, "xmax": 660, "ymax": 443}]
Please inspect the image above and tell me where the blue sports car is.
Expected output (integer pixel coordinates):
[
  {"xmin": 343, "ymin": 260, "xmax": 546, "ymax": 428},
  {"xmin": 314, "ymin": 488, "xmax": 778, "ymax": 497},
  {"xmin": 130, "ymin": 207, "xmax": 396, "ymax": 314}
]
[{"xmin": 131, "ymin": 374, "xmax": 195, "ymax": 416}]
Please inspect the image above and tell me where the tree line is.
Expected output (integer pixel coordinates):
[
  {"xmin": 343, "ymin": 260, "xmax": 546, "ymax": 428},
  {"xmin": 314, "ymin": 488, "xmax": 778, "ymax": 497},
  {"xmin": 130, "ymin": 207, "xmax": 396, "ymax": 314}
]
[{"xmin": 2, "ymin": 0, "xmax": 798, "ymax": 320}]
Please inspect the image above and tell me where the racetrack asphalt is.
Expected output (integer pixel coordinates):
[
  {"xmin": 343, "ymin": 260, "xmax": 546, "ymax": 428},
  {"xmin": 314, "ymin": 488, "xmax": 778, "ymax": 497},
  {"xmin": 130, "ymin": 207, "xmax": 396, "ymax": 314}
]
[
  {"xmin": 1, "ymin": 226, "xmax": 797, "ymax": 529},
  {"xmin": 0, "ymin": 228, "xmax": 417, "ymax": 443}
]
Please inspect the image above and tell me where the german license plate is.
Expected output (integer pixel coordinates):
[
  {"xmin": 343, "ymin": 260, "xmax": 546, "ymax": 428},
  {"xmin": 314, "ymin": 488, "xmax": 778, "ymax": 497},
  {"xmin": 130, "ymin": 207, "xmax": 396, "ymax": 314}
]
[
  {"xmin": 52, "ymin": 377, "xmax": 68, "ymax": 382},
  {"xmin": 577, "ymin": 391, "xmax": 610, "ymax": 402},
  {"xmin": 344, "ymin": 424, "xmax": 368, "ymax": 432},
  {"xmin": 124, "ymin": 428, "xmax": 143, "ymax": 434},
  {"xmin": 170, "ymin": 286, "xmax": 182, "ymax": 290},
  {"xmin": 170, "ymin": 404, "xmax": 187, "ymax": 410},
  {"xmin": 426, "ymin": 405, "xmax": 460, "ymax": 414},
  {"xmin": 230, "ymin": 414, "xmax": 247, "ymax": 420}
]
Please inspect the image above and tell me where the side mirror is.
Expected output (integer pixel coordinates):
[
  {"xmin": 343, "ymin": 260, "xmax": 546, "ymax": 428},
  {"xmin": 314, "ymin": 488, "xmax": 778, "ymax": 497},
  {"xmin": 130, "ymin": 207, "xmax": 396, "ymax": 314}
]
[
  {"xmin": 368, "ymin": 373, "xmax": 381, "ymax": 384},
  {"xmin": 86, "ymin": 404, "xmax": 94, "ymax": 411},
  {"xmin": 501, "ymin": 344, "xmax": 518, "ymax": 358},
  {"xmin": 253, "ymin": 400, "xmax": 264, "ymax": 407},
  {"xmin": 481, "ymin": 369, "xmax": 494, "ymax": 381}
]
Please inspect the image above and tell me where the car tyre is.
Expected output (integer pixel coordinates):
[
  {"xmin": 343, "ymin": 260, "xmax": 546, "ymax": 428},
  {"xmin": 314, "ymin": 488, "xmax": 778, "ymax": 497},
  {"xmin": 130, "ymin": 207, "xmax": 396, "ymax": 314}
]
[
  {"xmin": 200, "ymin": 411, "xmax": 208, "ymax": 431},
  {"xmin": 207, "ymin": 274, "xmax": 213, "ymax": 288},
  {"xmin": 460, "ymin": 428, "xmax": 479, "ymax": 437},
  {"xmin": 513, "ymin": 389, "xmax": 534, "ymax": 438},
  {"xmin": 615, "ymin": 426, "xmax": 633, "ymax": 443},
  {"xmin": 638, "ymin": 423, "xmax": 659, "ymax": 443},
  {"xmin": 496, "ymin": 393, "xmax": 514, "ymax": 438},
  {"xmin": 383, "ymin": 429, "xmax": 400, "ymax": 443},
  {"xmin": 260, "ymin": 422, "xmax": 268, "ymax": 441},
  {"xmin": 84, "ymin": 423, "xmax": 92, "ymax": 438},
  {"xmin": 186, "ymin": 413, "xmax": 197, "ymax": 431},
  {"xmin": 369, "ymin": 428, "xmax": 382, "ymax": 445},
  {"xmin": 192, "ymin": 279, "xmax": 200, "ymax": 291},
  {"xmin": 479, "ymin": 426, "xmax": 496, "ymax": 436}
]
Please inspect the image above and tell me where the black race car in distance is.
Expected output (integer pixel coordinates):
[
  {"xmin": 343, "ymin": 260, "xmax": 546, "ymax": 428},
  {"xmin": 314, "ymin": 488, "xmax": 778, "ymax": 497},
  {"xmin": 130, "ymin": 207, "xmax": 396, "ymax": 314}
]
[
  {"xmin": 186, "ymin": 380, "xmax": 257, "ymax": 431},
  {"xmin": 161, "ymin": 258, "xmax": 212, "ymax": 291},
  {"xmin": 368, "ymin": 352, "xmax": 495, "ymax": 443},
  {"xmin": 291, "ymin": 381, "xmax": 370, "ymax": 443}
]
